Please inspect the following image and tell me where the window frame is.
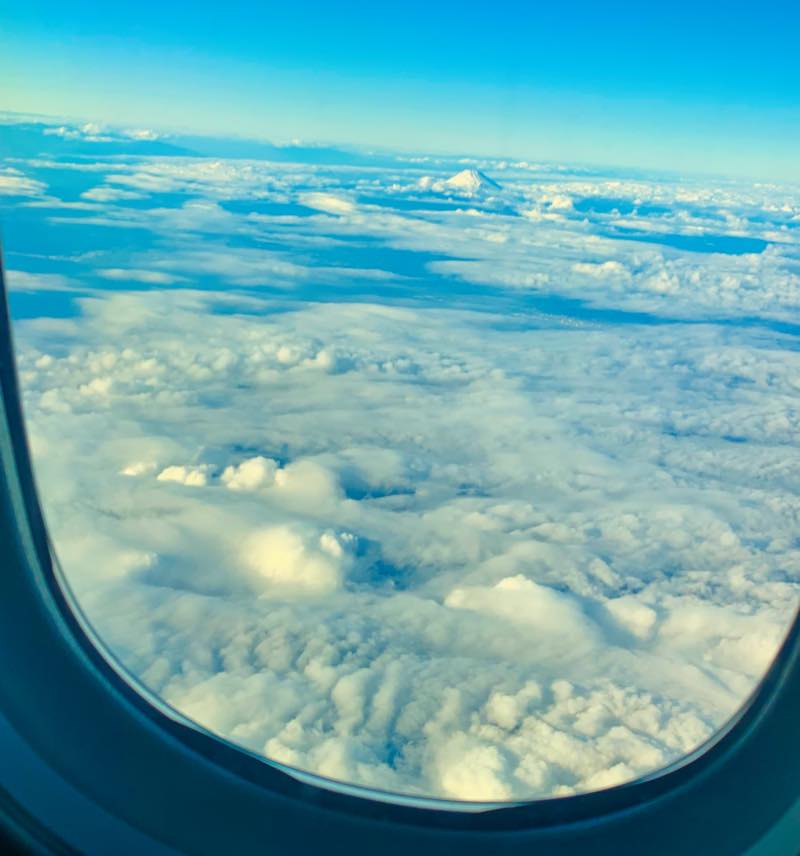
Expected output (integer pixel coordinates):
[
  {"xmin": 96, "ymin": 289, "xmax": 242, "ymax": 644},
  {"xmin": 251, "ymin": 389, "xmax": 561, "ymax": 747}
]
[{"xmin": 0, "ymin": 253, "xmax": 798, "ymax": 855}]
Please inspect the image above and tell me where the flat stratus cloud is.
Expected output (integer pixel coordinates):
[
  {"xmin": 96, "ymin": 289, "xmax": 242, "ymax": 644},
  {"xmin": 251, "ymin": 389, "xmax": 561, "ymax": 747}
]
[
  {"xmin": 5, "ymin": 270, "xmax": 78, "ymax": 292},
  {"xmin": 299, "ymin": 192, "xmax": 356, "ymax": 214},
  {"xmin": 96, "ymin": 268, "xmax": 187, "ymax": 285},
  {"xmin": 81, "ymin": 185, "xmax": 148, "ymax": 202},
  {"xmin": 0, "ymin": 167, "xmax": 46, "ymax": 196}
]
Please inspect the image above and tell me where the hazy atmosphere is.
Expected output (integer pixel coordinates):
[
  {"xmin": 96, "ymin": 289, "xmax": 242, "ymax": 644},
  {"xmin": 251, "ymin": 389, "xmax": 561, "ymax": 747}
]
[{"xmin": 3, "ymin": 0, "xmax": 800, "ymax": 179}]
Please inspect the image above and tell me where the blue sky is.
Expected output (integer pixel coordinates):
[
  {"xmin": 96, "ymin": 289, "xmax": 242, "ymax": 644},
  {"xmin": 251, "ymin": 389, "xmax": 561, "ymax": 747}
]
[{"xmin": 3, "ymin": 0, "xmax": 799, "ymax": 178}]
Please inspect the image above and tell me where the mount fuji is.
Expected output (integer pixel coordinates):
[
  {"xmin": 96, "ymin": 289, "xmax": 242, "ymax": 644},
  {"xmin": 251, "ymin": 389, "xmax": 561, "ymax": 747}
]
[
  {"xmin": 419, "ymin": 168, "xmax": 502, "ymax": 196},
  {"xmin": 442, "ymin": 168, "xmax": 501, "ymax": 194}
]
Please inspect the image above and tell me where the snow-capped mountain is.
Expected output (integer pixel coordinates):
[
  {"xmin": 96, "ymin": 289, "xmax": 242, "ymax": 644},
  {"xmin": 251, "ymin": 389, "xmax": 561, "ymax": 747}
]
[
  {"xmin": 419, "ymin": 168, "xmax": 502, "ymax": 196},
  {"xmin": 443, "ymin": 168, "xmax": 501, "ymax": 194}
]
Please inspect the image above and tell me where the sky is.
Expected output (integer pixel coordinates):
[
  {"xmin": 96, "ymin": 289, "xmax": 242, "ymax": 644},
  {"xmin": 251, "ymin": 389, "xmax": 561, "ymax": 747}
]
[{"xmin": 2, "ymin": 0, "xmax": 799, "ymax": 179}]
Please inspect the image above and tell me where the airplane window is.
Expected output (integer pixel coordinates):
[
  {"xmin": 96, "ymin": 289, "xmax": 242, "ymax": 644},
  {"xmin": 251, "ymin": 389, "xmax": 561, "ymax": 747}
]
[{"xmin": 1, "ymin": 2, "xmax": 799, "ymax": 807}]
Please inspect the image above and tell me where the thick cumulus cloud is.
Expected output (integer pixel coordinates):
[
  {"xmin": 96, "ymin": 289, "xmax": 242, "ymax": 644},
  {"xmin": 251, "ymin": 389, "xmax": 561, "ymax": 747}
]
[
  {"xmin": 242, "ymin": 525, "xmax": 353, "ymax": 595},
  {"xmin": 4, "ymin": 130, "xmax": 800, "ymax": 802},
  {"xmin": 222, "ymin": 456, "xmax": 278, "ymax": 491},
  {"xmin": 15, "ymin": 289, "xmax": 800, "ymax": 801}
]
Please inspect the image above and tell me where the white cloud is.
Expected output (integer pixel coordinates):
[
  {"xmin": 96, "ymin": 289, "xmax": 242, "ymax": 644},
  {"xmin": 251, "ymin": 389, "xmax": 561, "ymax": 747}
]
[
  {"xmin": 273, "ymin": 459, "xmax": 343, "ymax": 509},
  {"xmin": 431, "ymin": 735, "xmax": 514, "ymax": 801},
  {"xmin": 156, "ymin": 464, "xmax": 211, "ymax": 487},
  {"xmin": 121, "ymin": 461, "xmax": 158, "ymax": 477},
  {"xmin": 42, "ymin": 122, "xmax": 115, "ymax": 143},
  {"xmin": 81, "ymin": 185, "xmax": 147, "ymax": 202},
  {"xmin": 299, "ymin": 192, "xmax": 356, "ymax": 214},
  {"xmin": 604, "ymin": 596, "xmax": 658, "ymax": 640},
  {"xmin": 16, "ymin": 287, "xmax": 799, "ymax": 801},
  {"xmin": 40, "ymin": 121, "xmax": 159, "ymax": 144},
  {"xmin": 445, "ymin": 575, "xmax": 600, "ymax": 653},
  {"xmin": 148, "ymin": 245, "xmax": 310, "ymax": 286},
  {"xmin": 0, "ymin": 167, "xmax": 46, "ymax": 196},
  {"xmin": 241, "ymin": 525, "xmax": 350, "ymax": 594},
  {"xmin": 5, "ymin": 270, "xmax": 77, "ymax": 292},
  {"xmin": 221, "ymin": 456, "xmax": 278, "ymax": 491},
  {"xmin": 572, "ymin": 260, "xmax": 628, "ymax": 278},
  {"xmin": 96, "ymin": 268, "xmax": 187, "ymax": 285},
  {"xmin": 122, "ymin": 128, "xmax": 161, "ymax": 141},
  {"xmin": 42, "ymin": 125, "xmax": 81, "ymax": 139},
  {"xmin": 8, "ymin": 145, "xmax": 800, "ymax": 803},
  {"xmin": 542, "ymin": 193, "xmax": 574, "ymax": 211}
]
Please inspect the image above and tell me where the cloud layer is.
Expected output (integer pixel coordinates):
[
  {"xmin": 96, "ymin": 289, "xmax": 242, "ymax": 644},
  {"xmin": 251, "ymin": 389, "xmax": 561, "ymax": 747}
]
[{"xmin": 4, "ymin": 121, "xmax": 800, "ymax": 802}]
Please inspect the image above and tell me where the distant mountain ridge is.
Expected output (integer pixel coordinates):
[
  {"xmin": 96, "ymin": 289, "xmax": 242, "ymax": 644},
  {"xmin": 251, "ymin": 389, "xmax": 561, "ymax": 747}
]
[{"xmin": 0, "ymin": 118, "xmax": 397, "ymax": 168}]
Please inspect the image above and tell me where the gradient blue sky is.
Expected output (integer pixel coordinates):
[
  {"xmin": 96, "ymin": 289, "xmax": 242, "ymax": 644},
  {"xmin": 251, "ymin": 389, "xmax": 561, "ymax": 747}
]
[{"xmin": 2, "ymin": 0, "xmax": 799, "ymax": 179}]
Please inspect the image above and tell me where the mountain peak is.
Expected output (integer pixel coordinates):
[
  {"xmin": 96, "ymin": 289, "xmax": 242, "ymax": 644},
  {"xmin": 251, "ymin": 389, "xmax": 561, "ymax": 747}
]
[{"xmin": 442, "ymin": 168, "xmax": 501, "ymax": 194}]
